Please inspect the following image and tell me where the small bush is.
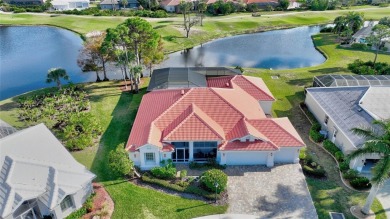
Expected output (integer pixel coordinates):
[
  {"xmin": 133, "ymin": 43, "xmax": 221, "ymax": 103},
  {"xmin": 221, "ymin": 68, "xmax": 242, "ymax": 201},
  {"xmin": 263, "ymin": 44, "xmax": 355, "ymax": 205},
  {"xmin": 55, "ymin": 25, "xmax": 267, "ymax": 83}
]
[
  {"xmin": 335, "ymin": 151, "xmax": 344, "ymax": 162},
  {"xmin": 351, "ymin": 43, "xmax": 368, "ymax": 50},
  {"xmin": 302, "ymin": 165, "xmax": 326, "ymax": 177},
  {"xmin": 151, "ymin": 160, "xmax": 176, "ymax": 179},
  {"xmin": 320, "ymin": 27, "xmax": 333, "ymax": 33},
  {"xmin": 201, "ymin": 169, "xmax": 228, "ymax": 193},
  {"xmin": 350, "ymin": 177, "xmax": 371, "ymax": 189},
  {"xmin": 342, "ymin": 169, "xmax": 359, "ymax": 180},
  {"xmin": 310, "ymin": 129, "xmax": 325, "ymax": 142},
  {"xmin": 339, "ymin": 160, "xmax": 350, "ymax": 172},
  {"xmin": 175, "ymin": 181, "xmax": 190, "ymax": 187},
  {"xmin": 180, "ymin": 170, "xmax": 187, "ymax": 179},
  {"xmin": 312, "ymin": 123, "xmax": 321, "ymax": 132},
  {"xmin": 323, "ymin": 140, "xmax": 341, "ymax": 156}
]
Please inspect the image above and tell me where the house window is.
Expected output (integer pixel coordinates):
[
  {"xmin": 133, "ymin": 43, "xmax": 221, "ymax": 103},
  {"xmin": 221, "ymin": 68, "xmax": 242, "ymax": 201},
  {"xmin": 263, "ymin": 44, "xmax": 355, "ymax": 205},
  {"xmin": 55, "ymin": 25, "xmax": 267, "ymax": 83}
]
[
  {"xmin": 194, "ymin": 142, "xmax": 217, "ymax": 161},
  {"xmin": 324, "ymin": 115, "xmax": 329, "ymax": 125},
  {"xmin": 145, "ymin": 153, "xmax": 155, "ymax": 163},
  {"xmin": 60, "ymin": 195, "xmax": 73, "ymax": 211}
]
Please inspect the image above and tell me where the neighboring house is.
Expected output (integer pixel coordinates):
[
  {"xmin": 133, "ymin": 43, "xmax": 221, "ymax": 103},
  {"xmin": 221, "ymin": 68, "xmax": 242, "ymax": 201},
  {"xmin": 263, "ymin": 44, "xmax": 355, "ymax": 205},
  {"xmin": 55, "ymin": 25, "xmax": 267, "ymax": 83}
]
[
  {"xmin": 52, "ymin": 0, "xmax": 89, "ymax": 10},
  {"xmin": 99, "ymin": 0, "xmax": 139, "ymax": 9},
  {"xmin": 305, "ymin": 86, "xmax": 390, "ymax": 171},
  {"xmin": 147, "ymin": 67, "xmax": 241, "ymax": 91},
  {"xmin": 160, "ymin": 0, "xmax": 180, "ymax": 12},
  {"xmin": 243, "ymin": 0, "xmax": 300, "ymax": 9},
  {"xmin": 3, "ymin": 0, "xmax": 43, "ymax": 5},
  {"xmin": 352, "ymin": 22, "xmax": 390, "ymax": 51},
  {"xmin": 127, "ymin": 71, "xmax": 305, "ymax": 170},
  {"xmin": 312, "ymin": 74, "xmax": 390, "ymax": 87},
  {"xmin": 0, "ymin": 124, "xmax": 96, "ymax": 219},
  {"xmin": 99, "ymin": 0, "xmax": 119, "ymax": 9}
]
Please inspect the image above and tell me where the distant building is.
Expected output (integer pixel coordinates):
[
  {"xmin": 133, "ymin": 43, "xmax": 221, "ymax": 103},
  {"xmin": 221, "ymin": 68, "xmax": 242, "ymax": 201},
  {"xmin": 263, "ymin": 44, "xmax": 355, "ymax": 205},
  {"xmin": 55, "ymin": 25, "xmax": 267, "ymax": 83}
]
[
  {"xmin": 305, "ymin": 86, "xmax": 390, "ymax": 171},
  {"xmin": 52, "ymin": 0, "xmax": 90, "ymax": 10},
  {"xmin": 99, "ymin": 0, "xmax": 139, "ymax": 9},
  {"xmin": 0, "ymin": 124, "xmax": 95, "ymax": 219}
]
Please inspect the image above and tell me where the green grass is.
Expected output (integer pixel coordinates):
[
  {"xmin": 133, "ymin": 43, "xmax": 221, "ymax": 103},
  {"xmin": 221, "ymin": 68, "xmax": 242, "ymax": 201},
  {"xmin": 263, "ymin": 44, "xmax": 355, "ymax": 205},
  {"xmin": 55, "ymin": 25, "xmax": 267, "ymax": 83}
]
[
  {"xmin": 1, "ymin": 6, "xmax": 389, "ymax": 52},
  {"xmin": 104, "ymin": 180, "xmax": 227, "ymax": 219}
]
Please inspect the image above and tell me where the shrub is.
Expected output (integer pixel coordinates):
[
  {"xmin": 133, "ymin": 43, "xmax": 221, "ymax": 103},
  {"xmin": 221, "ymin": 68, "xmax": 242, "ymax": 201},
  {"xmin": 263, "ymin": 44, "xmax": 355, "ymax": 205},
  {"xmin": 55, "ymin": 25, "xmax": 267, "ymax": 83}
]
[
  {"xmin": 320, "ymin": 27, "xmax": 334, "ymax": 33},
  {"xmin": 351, "ymin": 43, "xmax": 368, "ymax": 50},
  {"xmin": 65, "ymin": 207, "xmax": 87, "ymax": 219},
  {"xmin": 109, "ymin": 144, "xmax": 134, "ymax": 177},
  {"xmin": 312, "ymin": 123, "xmax": 321, "ymax": 132},
  {"xmin": 339, "ymin": 160, "xmax": 350, "ymax": 172},
  {"xmin": 335, "ymin": 151, "xmax": 344, "ymax": 162},
  {"xmin": 350, "ymin": 177, "xmax": 371, "ymax": 189},
  {"xmin": 302, "ymin": 165, "xmax": 326, "ymax": 177},
  {"xmin": 310, "ymin": 128, "xmax": 324, "ymax": 143},
  {"xmin": 180, "ymin": 170, "xmax": 187, "ymax": 179},
  {"xmin": 175, "ymin": 181, "xmax": 190, "ymax": 187},
  {"xmin": 151, "ymin": 160, "xmax": 176, "ymax": 179},
  {"xmin": 200, "ymin": 169, "xmax": 228, "ymax": 193},
  {"xmin": 348, "ymin": 59, "xmax": 390, "ymax": 75},
  {"xmin": 342, "ymin": 169, "xmax": 359, "ymax": 180},
  {"xmin": 323, "ymin": 140, "xmax": 341, "ymax": 156}
]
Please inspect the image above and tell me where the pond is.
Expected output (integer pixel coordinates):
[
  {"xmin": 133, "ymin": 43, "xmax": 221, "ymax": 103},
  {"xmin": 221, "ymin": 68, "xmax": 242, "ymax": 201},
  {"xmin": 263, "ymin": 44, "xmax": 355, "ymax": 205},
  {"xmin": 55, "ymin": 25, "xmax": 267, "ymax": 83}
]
[
  {"xmin": 160, "ymin": 25, "xmax": 326, "ymax": 69},
  {"xmin": 0, "ymin": 25, "xmax": 326, "ymax": 100}
]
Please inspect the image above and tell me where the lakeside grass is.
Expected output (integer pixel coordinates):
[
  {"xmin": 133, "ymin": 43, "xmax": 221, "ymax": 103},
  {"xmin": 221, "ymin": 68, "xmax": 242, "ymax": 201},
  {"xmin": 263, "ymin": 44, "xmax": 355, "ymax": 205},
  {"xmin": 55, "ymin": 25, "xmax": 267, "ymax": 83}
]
[{"xmin": 1, "ymin": 6, "xmax": 389, "ymax": 52}]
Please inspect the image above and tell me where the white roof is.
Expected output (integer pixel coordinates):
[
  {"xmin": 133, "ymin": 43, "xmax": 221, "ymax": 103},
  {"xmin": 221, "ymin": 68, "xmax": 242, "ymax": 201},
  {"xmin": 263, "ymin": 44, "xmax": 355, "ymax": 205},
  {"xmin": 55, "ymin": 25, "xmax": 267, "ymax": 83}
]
[
  {"xmin": 359, "ymin": 86, "xmax": 390, "ymax": 120},
  {"xmin": 0, "ymin": 124, "xmax": 95, "ymax": 218}
]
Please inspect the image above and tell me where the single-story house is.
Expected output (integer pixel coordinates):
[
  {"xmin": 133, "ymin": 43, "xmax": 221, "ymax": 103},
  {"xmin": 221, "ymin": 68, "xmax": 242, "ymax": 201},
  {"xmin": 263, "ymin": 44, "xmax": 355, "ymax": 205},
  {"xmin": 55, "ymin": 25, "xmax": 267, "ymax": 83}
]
[
  {"xmin": 99, "ymin": 0, "xmax": 139, "ymax": 9},
  {"xmin": 305, "ymin": 86, "xmax": 390, "ymax": 171},
  {"xmin": 127, "ymin": 72, "xmax": 305, "ymax": 170},
  {"xmin": 0, "ymin": 124, "xmax": 96, "ymax": 219},
  {"xmin": 3, "ymin": 0, "xmax": 43, "ymax": 5},
  {"xmin": 160, "ymin": 0, "xmax": 197, "ymax": 13},
  {"xmin": 52, "ymin": 0, "xmax": 89, "ymax": 10},
  {"xmin": 243, "ymin": 0, "xmax": 300, "ymax": 9},
  {"xmin": 352, "ymin": 22, "xmax": 390, "ymax": 51}
]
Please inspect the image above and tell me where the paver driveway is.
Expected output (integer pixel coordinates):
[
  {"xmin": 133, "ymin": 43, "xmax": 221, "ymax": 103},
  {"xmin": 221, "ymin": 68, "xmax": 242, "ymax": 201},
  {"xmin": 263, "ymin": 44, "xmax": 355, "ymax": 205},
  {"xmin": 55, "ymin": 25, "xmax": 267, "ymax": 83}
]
[{"xmin": 226, "ymin": 164, "xmax": 318, "ymax": 218}]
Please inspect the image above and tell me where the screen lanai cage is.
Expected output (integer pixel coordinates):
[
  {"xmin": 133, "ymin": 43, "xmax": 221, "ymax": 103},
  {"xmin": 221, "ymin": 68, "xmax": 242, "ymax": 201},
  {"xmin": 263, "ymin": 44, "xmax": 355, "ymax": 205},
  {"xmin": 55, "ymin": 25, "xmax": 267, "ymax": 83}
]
[{"xmin": 313, "ymin": 75, "xmax": 390, "ymax": 87}]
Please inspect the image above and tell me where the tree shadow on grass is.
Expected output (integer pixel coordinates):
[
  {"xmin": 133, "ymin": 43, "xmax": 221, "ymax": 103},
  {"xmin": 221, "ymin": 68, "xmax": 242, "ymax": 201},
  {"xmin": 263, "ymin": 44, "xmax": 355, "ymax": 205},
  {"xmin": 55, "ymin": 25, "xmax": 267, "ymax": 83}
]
[
  {"xmin": 90, "ymin": 87, "xmax": 147, "ymax": 182},
  {"xmin": 176, "ymin": 204, "xmax": 209, "ymax": 212},
  {"xmin": 255, "ymin": 182, "xmax": 317, "ymax": 218},
  {"xmin": 308, "ymin": 67, "xmax": 348, "ymax": 74}
]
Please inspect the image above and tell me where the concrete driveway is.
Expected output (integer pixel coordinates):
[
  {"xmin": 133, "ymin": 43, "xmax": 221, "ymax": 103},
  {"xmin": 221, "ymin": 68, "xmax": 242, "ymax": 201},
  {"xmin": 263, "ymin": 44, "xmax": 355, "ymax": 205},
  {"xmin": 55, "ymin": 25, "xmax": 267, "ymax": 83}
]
[
  {"xmin": 226, "ymin": 164, "xmax": 318, "ymax": 219},
  {"xmin": 377, "ymin": 179, "xmax": 390, "ymax": 219}
]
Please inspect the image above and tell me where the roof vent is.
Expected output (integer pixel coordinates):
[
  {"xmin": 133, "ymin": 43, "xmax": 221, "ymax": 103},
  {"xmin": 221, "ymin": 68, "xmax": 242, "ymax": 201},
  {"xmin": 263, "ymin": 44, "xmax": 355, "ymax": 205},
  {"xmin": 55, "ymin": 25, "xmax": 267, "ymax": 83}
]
[
  {"xmin": 226, "ymin": 82, "xmax": 230, "ymax": 87},
  {"xmin": 181, "ymin": 90, "xmax": 185, "ymax": 95}
]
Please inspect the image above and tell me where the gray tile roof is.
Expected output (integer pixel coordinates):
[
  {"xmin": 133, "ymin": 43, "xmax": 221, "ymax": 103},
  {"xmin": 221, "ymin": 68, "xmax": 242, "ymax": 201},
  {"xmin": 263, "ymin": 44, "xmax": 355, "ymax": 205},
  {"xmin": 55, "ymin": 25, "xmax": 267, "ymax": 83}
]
[
  {"xmin": 0, "ymin": 120, "xmax": 17, "ymax": 139},
  {"xmin": 313, "ymin": 74, "xmax": 390, "ymax": 87},
  {"xmin": 148, "ymin": 67, "xmax": 241, "ymax": 91},
  {"xmin": 306, "ymin": 87, "xmax": 373, "ymax": 150}
]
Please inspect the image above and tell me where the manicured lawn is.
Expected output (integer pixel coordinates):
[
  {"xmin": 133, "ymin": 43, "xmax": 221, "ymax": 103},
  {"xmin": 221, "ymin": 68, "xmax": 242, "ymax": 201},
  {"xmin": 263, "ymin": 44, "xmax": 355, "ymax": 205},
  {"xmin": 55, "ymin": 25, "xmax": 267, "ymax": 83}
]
[{"xmin": 1, "ymin": 6, "xmax": 389, "ymax": 52}]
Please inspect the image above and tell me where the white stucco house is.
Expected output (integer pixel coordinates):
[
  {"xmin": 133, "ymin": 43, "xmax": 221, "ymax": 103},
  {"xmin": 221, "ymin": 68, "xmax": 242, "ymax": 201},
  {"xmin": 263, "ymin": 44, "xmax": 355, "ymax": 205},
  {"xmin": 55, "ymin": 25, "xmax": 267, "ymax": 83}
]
[
  {"xmin": 51, "ymin": 0, "xmax": 89, "ymax": 10},
  {"xmin": 0, "ymin": 124, "xmax": 95, "ymax": 219},
  {"xmin": 126, "ymin": 68, "xmax": 305, "ymax": 170},
  {"xmin": 305, "ymin": 86, "xmax": 390, "ymax": 171}
]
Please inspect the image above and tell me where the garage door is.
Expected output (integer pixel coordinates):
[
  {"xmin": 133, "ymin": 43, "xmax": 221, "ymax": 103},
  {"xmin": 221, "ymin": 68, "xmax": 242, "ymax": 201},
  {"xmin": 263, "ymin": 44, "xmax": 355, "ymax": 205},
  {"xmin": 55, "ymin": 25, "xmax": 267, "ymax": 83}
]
[{"xmin": 226, "ymin": 152, "xmax": 267, "ymax": 165}]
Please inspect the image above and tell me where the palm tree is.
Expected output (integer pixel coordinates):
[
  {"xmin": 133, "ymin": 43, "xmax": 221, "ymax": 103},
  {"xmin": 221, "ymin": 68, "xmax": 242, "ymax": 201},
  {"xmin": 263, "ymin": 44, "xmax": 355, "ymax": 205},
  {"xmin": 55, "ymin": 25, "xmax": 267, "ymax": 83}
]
[
  {"xmin": 345, "ymin": 11, "xmax": 364, "ymax": 34},
  {"xmin": 348, "ymin": 120, "xmax": 390, "ymax": 215},
  {"xmin": 46, "ymin": 68, "xmax": 69, "ymax": 90}
]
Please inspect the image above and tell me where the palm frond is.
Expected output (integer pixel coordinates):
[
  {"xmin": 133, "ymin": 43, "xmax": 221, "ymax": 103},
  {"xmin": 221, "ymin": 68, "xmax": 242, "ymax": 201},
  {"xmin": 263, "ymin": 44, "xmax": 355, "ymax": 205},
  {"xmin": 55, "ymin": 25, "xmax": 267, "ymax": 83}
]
[
  {"xmin": 351, "ymin": 127, "xmax": 378, "ymax": 139},
  {"xmin": 371, "ymin": 157, "xmax": 390, "ymax": 185},
  {"xmin": 347, "ymin": 143, "xmax": 381, "ymax": 160}
]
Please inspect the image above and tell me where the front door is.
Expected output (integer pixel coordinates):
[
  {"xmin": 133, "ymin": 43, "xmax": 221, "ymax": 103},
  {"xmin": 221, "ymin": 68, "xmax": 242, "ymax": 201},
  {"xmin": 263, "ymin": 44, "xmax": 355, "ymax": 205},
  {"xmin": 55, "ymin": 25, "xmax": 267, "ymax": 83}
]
[{"xmin": 173, "ymin": 148, "xmax": 189, "ymax": 162}]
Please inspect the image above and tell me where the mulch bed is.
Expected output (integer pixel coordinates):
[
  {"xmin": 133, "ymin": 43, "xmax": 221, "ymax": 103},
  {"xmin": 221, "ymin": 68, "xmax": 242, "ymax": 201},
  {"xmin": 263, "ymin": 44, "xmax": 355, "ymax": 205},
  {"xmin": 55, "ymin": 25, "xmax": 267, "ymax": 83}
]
[
  {"xmin": 83, "ymin": 183, "xmax": 115, "ymax": 219},
  {"xmin": 131, "ymin": 178, "xmax": 228, "ymax": 206}
]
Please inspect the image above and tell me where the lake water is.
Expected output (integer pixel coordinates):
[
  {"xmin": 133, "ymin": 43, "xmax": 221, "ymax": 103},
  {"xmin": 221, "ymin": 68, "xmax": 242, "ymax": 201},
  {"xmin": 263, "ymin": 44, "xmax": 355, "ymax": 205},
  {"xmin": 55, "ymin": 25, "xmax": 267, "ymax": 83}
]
[
  {"xmin": 0, "ymin": 25, "xmax": 326, "ymax": 100},
  {"xmin": 161, "ymin": 25, "xmax": 326, "ymax": 69}
]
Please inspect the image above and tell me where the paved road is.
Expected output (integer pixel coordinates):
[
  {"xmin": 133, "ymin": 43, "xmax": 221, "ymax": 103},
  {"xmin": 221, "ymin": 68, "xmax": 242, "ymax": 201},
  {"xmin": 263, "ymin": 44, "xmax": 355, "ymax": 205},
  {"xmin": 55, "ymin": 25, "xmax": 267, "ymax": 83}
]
[
  {"xmin": 226, "ymin": 164, "xmax": 318, "ymax": 218},
  {"xmin": 377, "ymin": 179, "xmax": 390, "ymax": 219}
]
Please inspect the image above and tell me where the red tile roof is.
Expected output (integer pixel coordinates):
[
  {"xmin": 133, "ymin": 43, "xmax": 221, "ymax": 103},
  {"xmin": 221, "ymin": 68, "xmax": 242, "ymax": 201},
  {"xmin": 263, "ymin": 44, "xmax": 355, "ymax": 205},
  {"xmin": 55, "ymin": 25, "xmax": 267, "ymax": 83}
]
[{"xmin": 126, "ymin": 76, "xmax": 304, "ymax": 152}]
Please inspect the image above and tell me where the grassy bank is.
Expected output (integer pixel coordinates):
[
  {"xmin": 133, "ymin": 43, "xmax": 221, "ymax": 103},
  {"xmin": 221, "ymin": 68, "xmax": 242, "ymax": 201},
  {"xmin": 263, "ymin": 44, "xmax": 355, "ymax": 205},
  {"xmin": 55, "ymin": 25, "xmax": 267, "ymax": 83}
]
[{"xmin": 1, "ymin": 6, "xmax": 389, "ymax": 52}]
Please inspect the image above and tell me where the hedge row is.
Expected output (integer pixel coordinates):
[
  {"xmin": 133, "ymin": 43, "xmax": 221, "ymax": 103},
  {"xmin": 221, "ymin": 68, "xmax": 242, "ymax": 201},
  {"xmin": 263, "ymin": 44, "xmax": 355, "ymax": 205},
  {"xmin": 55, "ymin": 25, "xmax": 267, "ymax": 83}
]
[{"xmin": 302, "ymin": 165, "xmax": 326, "ymax": 177}]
